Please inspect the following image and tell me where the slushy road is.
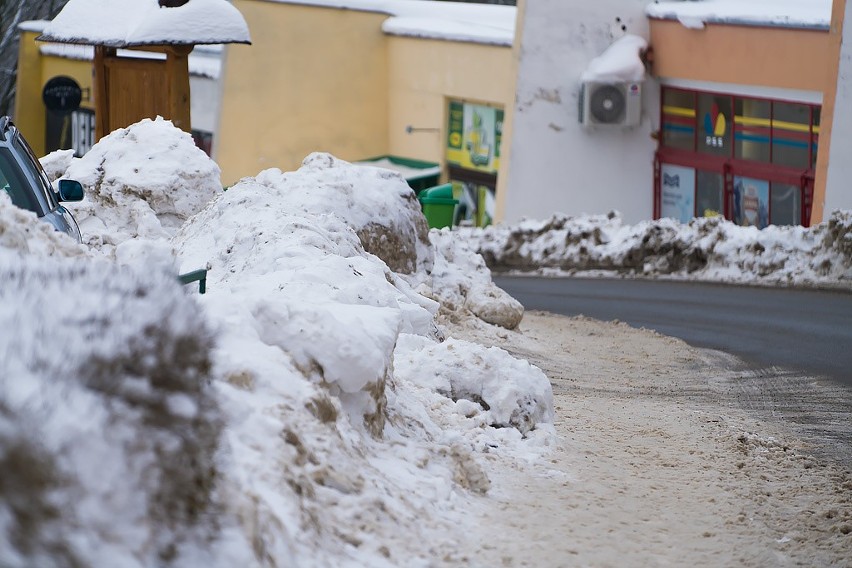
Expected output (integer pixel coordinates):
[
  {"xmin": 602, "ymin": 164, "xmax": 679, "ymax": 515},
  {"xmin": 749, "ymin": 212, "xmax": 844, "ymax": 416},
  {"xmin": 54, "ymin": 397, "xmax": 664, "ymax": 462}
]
[{"xmin": 493, "ymin": 276, "xmax": 852, "ymax": 386}]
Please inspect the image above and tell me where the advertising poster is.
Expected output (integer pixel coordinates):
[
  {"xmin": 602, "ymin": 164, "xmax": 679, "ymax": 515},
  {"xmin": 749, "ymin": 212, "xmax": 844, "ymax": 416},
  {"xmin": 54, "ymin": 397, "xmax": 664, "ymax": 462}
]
[
  {"xmin": 660, "ymin": 163, "xmax": 695, "ymax": 223},
  {"xmin": 446, "ymin": 101, "xmax": 503, "ymax": 175},
  {"xmin": 733, "ymin": 176, "xmax": 770, "ymax": 229}
]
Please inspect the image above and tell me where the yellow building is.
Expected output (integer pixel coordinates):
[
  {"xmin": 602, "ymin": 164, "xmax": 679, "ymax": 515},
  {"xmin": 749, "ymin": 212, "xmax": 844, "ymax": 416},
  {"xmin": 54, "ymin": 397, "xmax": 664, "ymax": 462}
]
[
  {"xmin": 16, "ymin": 0, "xmax": 852, "ymax": 228},
  {"xmin": 216, "ymin": 0, "xmax": 516, "ymax": 225}
]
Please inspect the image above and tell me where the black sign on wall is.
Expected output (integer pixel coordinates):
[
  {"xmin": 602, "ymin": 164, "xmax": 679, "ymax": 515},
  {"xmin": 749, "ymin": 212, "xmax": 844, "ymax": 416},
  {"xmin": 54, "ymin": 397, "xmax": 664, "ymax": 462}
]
[{"xmin": 42, "ymin": 76, "xmax": 83, "ymax": 113}]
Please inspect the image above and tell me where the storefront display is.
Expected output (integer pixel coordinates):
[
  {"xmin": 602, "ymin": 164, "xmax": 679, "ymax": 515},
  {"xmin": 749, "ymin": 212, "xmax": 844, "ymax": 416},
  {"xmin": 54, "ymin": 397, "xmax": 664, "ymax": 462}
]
[
  {"xmin": 446, "ymin": 100, "xmax": 503, "ymax": 227},
  {"xmin": 655, "ymin": 86, "xmax": 819, "ymax": 227}
]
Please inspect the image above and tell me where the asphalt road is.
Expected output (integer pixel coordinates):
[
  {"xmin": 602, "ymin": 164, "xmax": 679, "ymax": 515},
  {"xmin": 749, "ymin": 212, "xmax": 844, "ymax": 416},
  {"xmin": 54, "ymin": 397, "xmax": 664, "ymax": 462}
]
[
  {"xmin": 493, "ymin": 276, "xmax": 852, "ymax": 386},
  {"xmin": 494, "ymin": 276, "xmax": 852, "ymax": 467}
]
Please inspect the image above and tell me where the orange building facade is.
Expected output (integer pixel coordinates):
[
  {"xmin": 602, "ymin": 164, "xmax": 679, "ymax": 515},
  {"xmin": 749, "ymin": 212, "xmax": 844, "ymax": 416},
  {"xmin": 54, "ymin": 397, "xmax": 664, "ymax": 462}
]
[{"xmin": 648, "ymin": 13, "xmax": 837, "ymax": 227}]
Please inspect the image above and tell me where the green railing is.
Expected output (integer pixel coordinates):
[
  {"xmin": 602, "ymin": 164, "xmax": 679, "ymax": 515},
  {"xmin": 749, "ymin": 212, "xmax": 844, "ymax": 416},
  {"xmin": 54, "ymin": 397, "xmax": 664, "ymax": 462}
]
[{"xmin": 178, "ymin": 268, "xmax": 208, "ymax": 294}]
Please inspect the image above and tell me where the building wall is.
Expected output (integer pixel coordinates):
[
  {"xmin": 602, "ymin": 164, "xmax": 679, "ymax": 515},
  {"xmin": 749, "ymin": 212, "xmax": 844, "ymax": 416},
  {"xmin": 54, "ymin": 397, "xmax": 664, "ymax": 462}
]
[
  {"xmin": 386, "ymin": 35, "xmax": 513, "ymax": 166},
  {"xmin": 15, "ymin": 31, "xmax": 95, "ymax": 156},
  {"xmin": 216, "ymin": 1, "xmax": 390, "ymax": 185},
  {"xmin": 823, "ymin": 0, "xmax": 852, "ymax": 216},
  {"xmin": 499, "ymin": 0, "xmax": 659, "ymax": 225},
  {"xmin": 650, "ymin": 20, "xmax": 832, "ymax": 92}
]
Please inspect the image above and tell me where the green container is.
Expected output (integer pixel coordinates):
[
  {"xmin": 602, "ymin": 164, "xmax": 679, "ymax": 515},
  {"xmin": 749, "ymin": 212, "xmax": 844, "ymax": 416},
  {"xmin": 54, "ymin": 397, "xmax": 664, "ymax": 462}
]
[{"xmin": 418, "ymin": 183, "xmax": 458, "ymax": 229}]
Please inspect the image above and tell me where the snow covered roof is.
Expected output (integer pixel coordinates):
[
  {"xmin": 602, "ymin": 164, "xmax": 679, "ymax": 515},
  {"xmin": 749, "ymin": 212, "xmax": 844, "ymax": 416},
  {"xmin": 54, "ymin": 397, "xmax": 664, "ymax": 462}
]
[
  {"xmin": 263, "ymin": 0, "xmax": 516, "ymax": 46},
  {"xmin": 37, "ymin": 0, "xmax": 251, "ymax": 48},
  {"xmin": 646, "ymin": 0, "xmax": 833, "ymax": 31}
]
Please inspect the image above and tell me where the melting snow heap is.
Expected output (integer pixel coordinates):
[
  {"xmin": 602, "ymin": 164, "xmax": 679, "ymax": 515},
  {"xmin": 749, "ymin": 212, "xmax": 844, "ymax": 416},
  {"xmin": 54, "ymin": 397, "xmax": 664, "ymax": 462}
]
[
  {"xmin": 459, "ymin": 211, "xmax": 852, "ymax": 289},
  {"xmin": 2, "ymin": 117, "xmax": 553, "ymax": 567}
]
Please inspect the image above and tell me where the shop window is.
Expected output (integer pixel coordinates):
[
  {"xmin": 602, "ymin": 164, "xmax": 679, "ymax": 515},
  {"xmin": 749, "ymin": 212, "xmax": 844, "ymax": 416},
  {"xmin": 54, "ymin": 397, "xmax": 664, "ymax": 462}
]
[
  {"xmin": 659, "ymin": 163, "xmax": 695, "ymax": 223},
  {"xmin": 812, "ymin": 107, "xmax": 821, "ymax": 169},
  {"xmin": 661, "ymin": 89, "xmax": 695, "ymax": 151},
  {"xmin": 733, "ymin": 176, "xmax": 770, "ymax": 228},
  {"xmin": 770, "ymin": 182, "xmax": 801, "ymax": 226},
  {"xmin": 697, "ymin": 94, "xmax": 732, "ymax": 157},
  {"xmin": 734, "ymin": 98, "xmax": 770, "ymax": 163},
  {"xmin": 772, "ymin": 102, "xmax": 810, "ymax": 169},
  {"xmin": 696, "ymin": 171, "xmax": 723, "ymax": 218}
]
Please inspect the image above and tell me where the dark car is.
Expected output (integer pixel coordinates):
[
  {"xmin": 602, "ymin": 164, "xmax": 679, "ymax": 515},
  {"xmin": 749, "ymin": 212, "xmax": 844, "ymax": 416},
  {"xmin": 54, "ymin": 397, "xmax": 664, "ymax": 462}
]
[{"xmin": 0, "ymin": 116, "xmax": 83, "ymax": 243}]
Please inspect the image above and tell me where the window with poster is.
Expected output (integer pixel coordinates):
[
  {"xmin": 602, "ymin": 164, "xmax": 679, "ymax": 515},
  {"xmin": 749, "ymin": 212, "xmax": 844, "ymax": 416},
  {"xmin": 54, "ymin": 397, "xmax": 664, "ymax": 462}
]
[
  {"xmin": 46, "ymin": 109, "xmax": 96, "ymax": 158},
  {"xmin": 655, "ymin": 86, "xmax": 820, "ymax": 227},
  {"xmin": 446, "ymin": 99, "xmax": 503, "ymax": 227}
]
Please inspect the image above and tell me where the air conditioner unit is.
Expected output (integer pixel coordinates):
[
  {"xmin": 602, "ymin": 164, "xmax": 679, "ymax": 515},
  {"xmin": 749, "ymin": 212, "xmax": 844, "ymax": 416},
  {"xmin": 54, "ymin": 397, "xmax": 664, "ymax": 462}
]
[{"xmin": 579, "ymin": 81, "xmax": 642, "ymax": 128}]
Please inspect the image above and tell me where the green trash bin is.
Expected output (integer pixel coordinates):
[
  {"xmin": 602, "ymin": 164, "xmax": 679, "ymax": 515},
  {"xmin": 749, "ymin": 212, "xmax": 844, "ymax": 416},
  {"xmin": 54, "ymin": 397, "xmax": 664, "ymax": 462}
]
[{"xmin": 418, "ymin": 183, "xmax": 458, "ymax": 229}]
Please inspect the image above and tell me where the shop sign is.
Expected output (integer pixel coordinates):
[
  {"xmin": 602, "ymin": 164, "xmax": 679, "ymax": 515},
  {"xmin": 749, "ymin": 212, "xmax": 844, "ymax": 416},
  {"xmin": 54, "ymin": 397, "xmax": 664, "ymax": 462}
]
[
  {"xmin": 733, "ymin": 176, "xmax": 769, "ymax": 229},
  {"xmin": 660, "ymin": 164, "xmax": 695, "ymax": 223},
  {"xmin": 703, "ymin": 101, "xmax": 728, "ymax": 150},
  {"xmin": 42, "ymin": 76, "xmax": 82, "ymax": 113},
  {"xmin": 446, "ymin": 101, "xmax": 503, "ymax": 175}
]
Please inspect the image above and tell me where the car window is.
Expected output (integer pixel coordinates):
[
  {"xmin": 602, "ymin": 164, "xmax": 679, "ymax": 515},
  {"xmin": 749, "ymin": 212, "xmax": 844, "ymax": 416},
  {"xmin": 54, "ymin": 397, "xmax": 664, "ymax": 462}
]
[
  {"xmin": 0, "ymin": 148, "xmax": 40, "ymax": 214},
  {"xmin": 11, "ymin": 132, "xmax": 58, "ymax": 209}
]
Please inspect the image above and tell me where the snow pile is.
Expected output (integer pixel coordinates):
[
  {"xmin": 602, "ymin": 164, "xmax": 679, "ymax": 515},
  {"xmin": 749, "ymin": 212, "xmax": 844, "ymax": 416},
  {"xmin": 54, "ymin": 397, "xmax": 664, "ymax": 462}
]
[
  {"xmin": 168, "ymin": 150, "xmax": 553, "ymax": 564},
  {"xmin": 416, "ymin": 228, "xmax": 524, "ymax": 329},
  {"xmin": 61, "ymin": 117, "xmax": 223, "ymax": 254},
  {"xmin": 395, "ymin": 334, "xmax": 554, "ymax": 436},
  {"xmin": 230, "ymin": 153, "xmax": 435, "ymax": 275},
  {"xmin": 0, "ymin": 194, "xmax": 88, "ymax": 258},
  {"xmin": 1, "ymin": 119, "xmax": 553, "ymax": 567},
  {"xmin": 581, "ymin": 34, "xmax": 648, "ymax": 83},
  {"xmin": 0, "ymin": 252, "xmax": 226, "ymax": 566},
  {"xmin": 459, "ymin": 211, "xmax": 852, "ymax": 289}
]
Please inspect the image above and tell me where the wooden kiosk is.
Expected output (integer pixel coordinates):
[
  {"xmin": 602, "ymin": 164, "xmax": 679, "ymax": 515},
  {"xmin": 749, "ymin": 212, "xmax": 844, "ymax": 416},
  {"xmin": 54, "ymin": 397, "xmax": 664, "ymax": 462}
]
[{"xmin": 37, "ymin": 0, "xmax": 250, "ymax": 140}]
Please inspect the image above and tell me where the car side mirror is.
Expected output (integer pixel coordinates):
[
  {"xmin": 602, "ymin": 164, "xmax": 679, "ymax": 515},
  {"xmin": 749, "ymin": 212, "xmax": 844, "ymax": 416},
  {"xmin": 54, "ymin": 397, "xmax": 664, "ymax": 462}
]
[{"xmin": 58, "ymin": 179, "xmax": 84, "ymax": 202}]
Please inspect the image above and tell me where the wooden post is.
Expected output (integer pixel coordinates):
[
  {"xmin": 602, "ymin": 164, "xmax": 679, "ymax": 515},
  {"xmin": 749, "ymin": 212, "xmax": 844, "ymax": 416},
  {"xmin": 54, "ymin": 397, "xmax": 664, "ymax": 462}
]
[
  {"xmin": 165, "ymin": 45, "xmax": 193, "ymax": 132},
  {"xmin": 93, "ymin": 45, "xmax": 115, "ymax": 140}
]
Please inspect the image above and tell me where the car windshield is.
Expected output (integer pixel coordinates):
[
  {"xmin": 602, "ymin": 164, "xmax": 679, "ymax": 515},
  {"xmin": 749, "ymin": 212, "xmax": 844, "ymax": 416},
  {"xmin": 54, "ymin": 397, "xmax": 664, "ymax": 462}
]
[
  {"xmin": 0, "ymin": 147, "xmax": 41, "ymax": 214},
  {"xmin": 12, "ymin": 132, "xmax": 57, "ymax": 209}
]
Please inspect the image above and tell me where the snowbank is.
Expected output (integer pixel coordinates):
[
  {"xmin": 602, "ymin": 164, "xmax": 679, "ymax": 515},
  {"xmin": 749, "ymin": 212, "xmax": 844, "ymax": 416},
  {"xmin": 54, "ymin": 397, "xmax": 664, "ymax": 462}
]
[
  {"xmin": 0, "ymin": 251, "xmax": 225, "ymax": 566},
  {"xmin": 61, "ymin": 117, "xmax": 223, "ymax": 254},
  {"xmin": 2, "ymin": 119, "xmax": 553, "ymax": 567},
  {"xmin": 0, "ymin": 194, "xmax": 88, "ymax": 259},
  {"xmin": 417, "ymin": 228, "xmax": 524, "ymax": 329},
  {"xmin": 461, "ymin": 211, "xmax": 852, "ymax": 290}
]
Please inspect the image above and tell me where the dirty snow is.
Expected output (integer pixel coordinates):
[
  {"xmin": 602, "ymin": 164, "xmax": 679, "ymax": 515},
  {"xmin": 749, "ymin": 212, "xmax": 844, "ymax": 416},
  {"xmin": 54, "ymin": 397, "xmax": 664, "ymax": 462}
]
[
  {"xmin": 3, "ymin": 118, "xmax": 551, "ymax": 567},
  {"xmin": 459, "ymin": 211, "xmax": 852, "ymax": 290},
  {"xmin": 2, "ymin": 116, "xmax": 850, "ymax": 566}
]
